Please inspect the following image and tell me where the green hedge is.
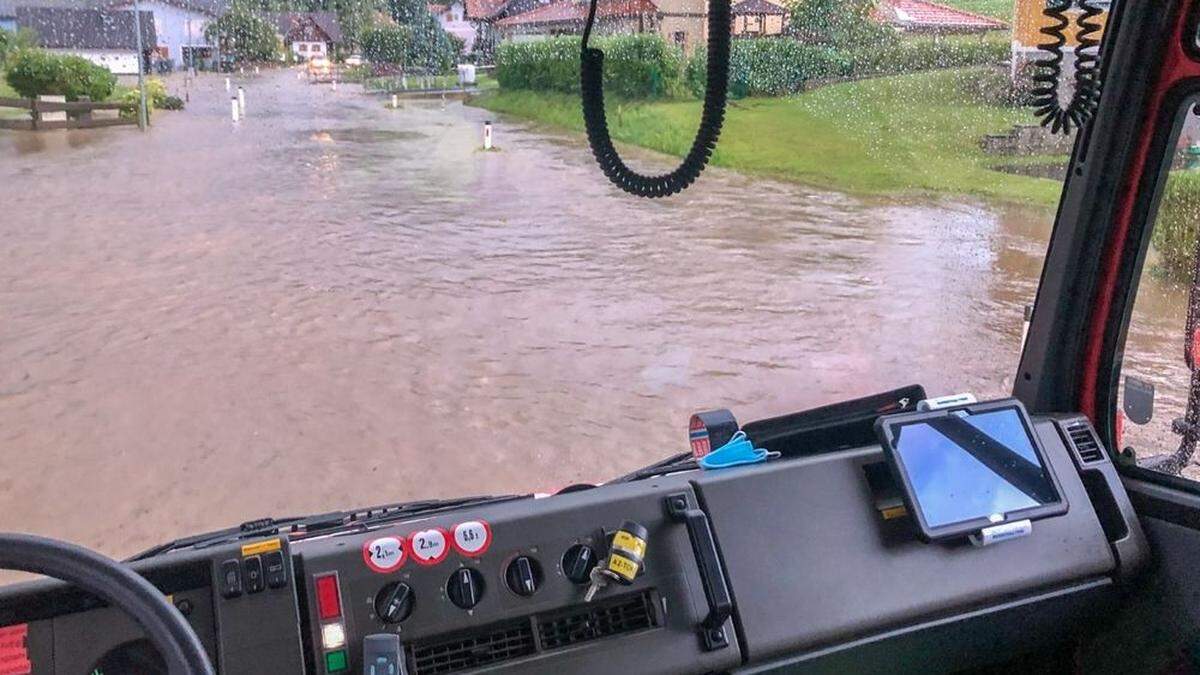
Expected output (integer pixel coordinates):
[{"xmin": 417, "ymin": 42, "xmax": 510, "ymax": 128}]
[
  {"xmin": 497, "ymin": 34, "xmax": 683, "ymax": 98},
  {"xmin": 1153, "ymin": 172, "xmax": 1200, "ymax": 283},
  {"xmin": 4, "ymin": 49, "xmax": 117, "ymax": 101},
  {"xmin": 686, "ymin": 39, "xmax": 852, "ymax": 98},
  {"xmin": 849, "ymin": 35, "xmax": 1009, "ymax": 77},
  {"xmin": 497, "ymin": 33, "xmax": 1006, "ymax": 101}
]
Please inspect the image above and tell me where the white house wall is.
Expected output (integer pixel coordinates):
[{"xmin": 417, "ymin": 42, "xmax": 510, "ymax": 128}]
[
  {"xmin": 49, "ymin": 48, "xmax": 140, "ymax": 75},
  {"xmin": 128, "ymin": 1, "xmax": 215, "ymax": 68}
]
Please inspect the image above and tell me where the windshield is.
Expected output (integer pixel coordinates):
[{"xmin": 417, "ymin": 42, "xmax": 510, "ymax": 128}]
[{"xmin": 0, "ymin": 0, "xmax": 1103, "ymax": 560}]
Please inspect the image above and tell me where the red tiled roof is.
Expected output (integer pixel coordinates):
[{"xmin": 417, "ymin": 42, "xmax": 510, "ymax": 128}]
[
  {"xmin": 428, "ymin": 3, "xmax": 449, "ymax": 12},
  {"xmin": 873, "ymin": 0, "xmax": 1007, "ymax": 31},
  {"xmin": 731, "ymin": 0, "xmax": 786, "ymax": 16},
  {"xmin": 496, "ymin": 0, "xmax": 657, "ymax": 26},
  {"xmin": 466, "ymin": 0, "xmax": 508, "ymax": 19}
]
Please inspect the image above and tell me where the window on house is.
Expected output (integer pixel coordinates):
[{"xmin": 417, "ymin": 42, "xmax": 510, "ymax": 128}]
[
  {"xmin": 672, "ymin": 31, "xmax": 685, "ymax": 45},
  {"xmin": 299, "ymin": 44, "xmax": 308, "ymax": 52},
  {"xmin": 312, "ymin": 43, "xmax": 323, "ymax": 52},
  {"xmin": 1119, "ymin": 101, "xmax": 1200, "ymax": 482}
]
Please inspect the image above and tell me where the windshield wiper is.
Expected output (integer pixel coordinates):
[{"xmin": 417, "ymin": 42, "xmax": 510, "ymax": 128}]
[{"xmin": 126, "ymin": 493, "xmax": 530, "ymax": 562}]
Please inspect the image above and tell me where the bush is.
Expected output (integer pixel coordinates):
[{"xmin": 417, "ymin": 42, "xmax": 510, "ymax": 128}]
[
  {"xmin": 496, "ymin": 34, "xmax": 683, "ymax": 99},
  {"xmin": 0, "ymin": 28, "xmax": 38, "ymax": 66},
  {"xmin": 159, "ymin": 94, "xmax": 185, "ymax": 110},
  {"xmin": 1153, "ymin": 172, "xmax": 1200, "ymax": 283},
  {"xmin": 686, "ymin": 39, "xmax": 851, "ymax": 98},
  {"xmin": 4, "ymin": 49, "xmax": 117, "ymax": 101}
]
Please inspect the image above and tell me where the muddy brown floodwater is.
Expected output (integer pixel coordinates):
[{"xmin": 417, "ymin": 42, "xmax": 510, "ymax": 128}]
[{"xmin": 0, "ymin": 69, "xmax": 1178, "ymax": 562}]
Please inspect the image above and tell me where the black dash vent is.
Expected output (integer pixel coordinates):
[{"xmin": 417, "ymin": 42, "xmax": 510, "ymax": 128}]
[
  {"xmin": 1066, "ymin": 421, "xmax": 1106, "ymax": 464},
  {"xmin": 537, "ymin": 590, "xmax": 659, "ymax": 650},
  {"xmin": 409, "ymin": 618, "xmax": 536, "ymax": 675}
]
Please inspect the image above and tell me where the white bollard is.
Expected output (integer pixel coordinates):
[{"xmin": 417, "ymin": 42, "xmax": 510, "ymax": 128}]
[
  {"xmin": 237, "ymin": 86, "xmax": 245, "ymax": 116},
  {"xmin": 231, "ymin": 96, "xmax": 239, "ymax": 122},
  {"xmin": 401, "ymin": 75, "xmax": 408, "ymax": 90},
  {"xmin": 332, "ymin": 79, "xmax": 337, "ymax": 92},
  {"xmin": 391, "ymin": 94, "xmax": 398, "ymax": 109},
  {"xmin": 483, "ymin": 121, "xmax": 493, "ymax": 150},
  {"xmin": 254, "ymin": 66, "xmax": 260, "ymax": 75},
  {"xmin": 225, "ymin": 77, "xmax": 231, "ymax": 92}
]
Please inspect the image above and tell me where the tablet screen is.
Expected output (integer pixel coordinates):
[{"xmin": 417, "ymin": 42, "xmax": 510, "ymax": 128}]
[{"xmin": 890, "ymin": 406, "xmax": 1060, "ymax": 529}]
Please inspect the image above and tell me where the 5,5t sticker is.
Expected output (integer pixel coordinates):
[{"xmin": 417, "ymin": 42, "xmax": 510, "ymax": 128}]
[
  {"xmin": 363, "ymin": 536, "xmax": 406, "ymax": 573},
  {"xmin": 452, "ymin": 521, "xmax": 492, "ymax": 557},
  {"xmin": 409, "ymin": 529, "xmax": 450, "ymax": 565}
]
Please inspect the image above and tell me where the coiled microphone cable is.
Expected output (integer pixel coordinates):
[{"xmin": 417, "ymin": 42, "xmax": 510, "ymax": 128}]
[
  {"xmin": 579, "ymin": 0, "xmax": 731, "ymax": 197},
  {"xmin": 1030, "ymin": 0, "xmax": 1104, "ymax": 134}
]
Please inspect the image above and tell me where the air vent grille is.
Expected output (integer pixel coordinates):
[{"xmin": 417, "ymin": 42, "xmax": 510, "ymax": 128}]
[
  {"xmin": 409, "ymin": 618, "xmax": 536, "ymax": 675},
  {"xmin": 537, "ymin": 590, "xmax": 659, "ymax": 650},
  {"xmin": 1067, "ymin": 421, "xmax": 1106, "ymax": 463}
]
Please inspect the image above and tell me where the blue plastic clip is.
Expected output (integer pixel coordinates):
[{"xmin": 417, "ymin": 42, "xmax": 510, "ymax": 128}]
[{"xmin": 698, "ymin": 431, "xmax": 780, "ymax": 470}]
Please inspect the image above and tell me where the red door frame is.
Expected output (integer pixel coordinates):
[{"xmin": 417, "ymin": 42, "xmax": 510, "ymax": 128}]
[{"xmin": 1079, "ymin": 0, "xmax": 1200, "ymax": 423}]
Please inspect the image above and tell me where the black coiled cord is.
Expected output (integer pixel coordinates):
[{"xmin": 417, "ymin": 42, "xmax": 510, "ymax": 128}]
[
  {"xmin": 580, "ymin": 0, "xmax": 731, "ymax": 197},
  {"xmin": 1030, "ymin": 0, "xmax": 1104, "ymax": 134}
]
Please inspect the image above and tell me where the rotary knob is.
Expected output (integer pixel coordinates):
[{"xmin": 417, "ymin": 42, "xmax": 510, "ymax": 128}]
[
  {"xmin": 561, "ymin": 544, "xmax": 597, "ymax": 584},
  {"xmin": 374, "ymin": 582, "xmax": 414, "ymax": 623},
  {"xmin": 446, "ymin": 567, "xmax": 485, "ymax": 609},
  {"xmin": 504, "ymin": 556, "xmax": 542, "ymax": 597}
]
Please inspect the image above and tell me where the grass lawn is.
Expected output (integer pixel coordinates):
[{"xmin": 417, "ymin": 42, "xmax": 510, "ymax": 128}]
[
  {"xmin": 470, "ymin": 68, "xmax": 1064, "ymax": 207},
  {"xmin": 0, "ymin": 70, "xmax": 28, "ymax": 119},
  {"xmin": 938, "ymin": 0, "xmax": 1014, "ymax": 20}
]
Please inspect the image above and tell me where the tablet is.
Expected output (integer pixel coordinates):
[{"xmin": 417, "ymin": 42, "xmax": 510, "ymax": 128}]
[{"xmin": 875, "ymin": 398, "xmax": 1068, "ymax": 542}]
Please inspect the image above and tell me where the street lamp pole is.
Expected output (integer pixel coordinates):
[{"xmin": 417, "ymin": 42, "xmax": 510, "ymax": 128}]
[{"xmin": 132, "ymin": 0, "xmax": 149, "ymax": 130}]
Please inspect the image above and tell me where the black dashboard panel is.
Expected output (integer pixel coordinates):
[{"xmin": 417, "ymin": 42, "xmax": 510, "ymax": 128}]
[
  {"xmin": 291, "ymin": 478, "xmax": 742, "ymax": 675},
  {"xmin": 694, "ymin": 417, "xmax": 1132, "ymax": 667}
]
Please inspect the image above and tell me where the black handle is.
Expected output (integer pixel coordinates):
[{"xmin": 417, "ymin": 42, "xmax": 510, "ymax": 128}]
[{"xmin": 665, "ymin": 492, "xmax": 732, "ymax": 650}]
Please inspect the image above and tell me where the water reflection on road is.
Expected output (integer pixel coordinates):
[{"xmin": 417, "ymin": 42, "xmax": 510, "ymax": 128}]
[{"xmin": 0, "ymin": 70, "xmax": 1070, "ymax": 558}]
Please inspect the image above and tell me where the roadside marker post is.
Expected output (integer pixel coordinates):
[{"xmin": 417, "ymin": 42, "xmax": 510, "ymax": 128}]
[
  {"xmin": 231, "ymin": 97, "xmax": 239, "ymax": 123},
  {"xmin": 225, "ymin": 77, "xmax": 230, "ymax": 92},
  {"xmin": 237, "ymin": 86, "xmax": 245, "ymax": 116},
  {"xmin": 392, "ymin": 94, "xmax": 398, "ymax": 109},
  {"xmin": 484, "ymin": 121, "xmax": 493, "ymax": 150}
]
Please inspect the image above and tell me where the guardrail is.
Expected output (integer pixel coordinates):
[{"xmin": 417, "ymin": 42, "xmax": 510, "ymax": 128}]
[{"xmin": 0, "ymin": 96, "xmax": 141, "ymax": 131}]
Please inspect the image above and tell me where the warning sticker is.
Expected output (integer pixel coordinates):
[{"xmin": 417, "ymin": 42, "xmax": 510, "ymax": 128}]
[
  {"xmin": 363, "ymin": 536, "xmax": 406, "ymax": 573},
  {"xmin": 451, "ymin": 521, "xmax": 491, "ymax": 557},
  {"xmin": 409, "ymin": 528, "xmax": 449, "ymax": 566},
  {"xmin": 0, "ymin": 624, "xmax": 31, "ymax": 675}
]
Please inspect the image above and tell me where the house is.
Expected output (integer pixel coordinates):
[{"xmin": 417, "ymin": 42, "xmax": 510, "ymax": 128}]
[
  {"xmin": 730, "ymin": 0, "xmax": 786, "ymax": 37},
  {"xmin": 429, "ymin": 0, "xmax": 477, "ymax": 52},
  {"xmin": 494, "ymin": 0, "xmax": 658, "ymax": 41},
  {"xmin": 15, "ymin": 6, "xmax": 157, "ymax": 75},
  {"xmin": 269, "ymin": 11, "xmax": 342, "ymax": 61},
  {"xmin": 108, "ymin": 0, "xmax": 228, "ymax": 70},
  {"xmin": 872, "ymin": 0, "xmax": 1007, "ymax": 34}
]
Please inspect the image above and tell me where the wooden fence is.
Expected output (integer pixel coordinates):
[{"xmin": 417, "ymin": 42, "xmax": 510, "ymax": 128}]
[{"xmin": 0, "ymin": 96, "xmax": 141, "ymax": 131}]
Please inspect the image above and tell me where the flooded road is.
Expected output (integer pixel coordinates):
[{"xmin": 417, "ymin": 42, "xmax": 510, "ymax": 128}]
[{"xmin": 0, "ymin": 68, "xmax": 1128, "ymax": 559}]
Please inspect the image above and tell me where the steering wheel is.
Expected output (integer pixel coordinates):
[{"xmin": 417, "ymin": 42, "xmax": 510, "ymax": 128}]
[{"xmin": 0, "ymin": 533, "xmax": 214, "ymax": 675}]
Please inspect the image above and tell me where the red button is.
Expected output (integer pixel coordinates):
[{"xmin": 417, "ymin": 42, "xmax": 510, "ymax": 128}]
[{"xmin": 314, "ymin": 573, "xmax": 342, "ymax": 620}]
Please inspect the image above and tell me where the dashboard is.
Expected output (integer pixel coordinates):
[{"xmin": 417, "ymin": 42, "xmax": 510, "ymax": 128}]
[{"xmin": 0, "ymin": 413, "xmax": 1147, "ymax": 674}]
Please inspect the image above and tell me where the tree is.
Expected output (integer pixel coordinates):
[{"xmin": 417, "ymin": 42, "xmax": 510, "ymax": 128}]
[
  {"xmin": 360, "ymin": 24, "xmax": 412, "ymax": 63},
  {"xmin": 788, "ymin": 0, "xmax": 896, "ymax": 49},
  {"xmin": 205, "ymin": 9, "xmax": 280, "ymax": 62},
  {"xmin": 382, "ymin": 0, "xmax": 461, "ymax": 72},
  {"xmin": 336, "ymin": 0, "xmax": 385, "ymax": 49}
]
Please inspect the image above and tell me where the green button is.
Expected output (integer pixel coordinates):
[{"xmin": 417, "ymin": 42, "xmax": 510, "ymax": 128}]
[{"xmin": 326, "ymin": 649, "xmax": 348, "ymax": 673}]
